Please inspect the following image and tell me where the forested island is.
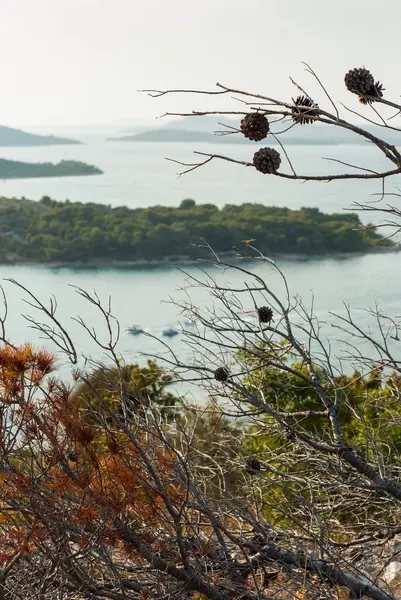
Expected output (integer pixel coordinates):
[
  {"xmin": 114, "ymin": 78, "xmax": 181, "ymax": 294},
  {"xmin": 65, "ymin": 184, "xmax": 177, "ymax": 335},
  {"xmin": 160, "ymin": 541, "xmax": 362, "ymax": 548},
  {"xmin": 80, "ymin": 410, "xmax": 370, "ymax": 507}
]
[
  {"xmin": 0, "ymin": 196, "xmax": 394, "ymax": 265},
  {"xmin": 0, "ymin": 197, "xmax": 393, "ymax": 265},
  {"xmin": 109, "ymin": 129, "xmax": 237, "ymax": 143},
  {"xmin": 0, "ymin": 159, "xmax": 102, "ymax": 179}
]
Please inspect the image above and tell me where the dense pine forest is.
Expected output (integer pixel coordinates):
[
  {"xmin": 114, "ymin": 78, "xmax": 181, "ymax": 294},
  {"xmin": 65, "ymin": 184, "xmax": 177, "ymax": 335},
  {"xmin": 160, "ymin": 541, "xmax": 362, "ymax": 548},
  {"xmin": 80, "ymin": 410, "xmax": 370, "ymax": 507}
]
[{"xmin": 0, "ymin": 196, "xmax": 393, "ymax": 264}]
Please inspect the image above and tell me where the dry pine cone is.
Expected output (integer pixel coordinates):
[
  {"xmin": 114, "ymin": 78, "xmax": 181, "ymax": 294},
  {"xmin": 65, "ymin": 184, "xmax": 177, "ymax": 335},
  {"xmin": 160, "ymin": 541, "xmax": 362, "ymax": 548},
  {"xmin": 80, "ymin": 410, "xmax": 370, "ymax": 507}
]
[
  {"xmin": 240, "ymin": 113, "xmax": 270, "ymax": 141},
  {"xmin": 253, "ymin": 148, "xmax": 281, "ymax": 174},
  {"xmin": 258, "ymin": 306, "xmax": 273, "ymax": 323},
  {"xmin": 344, "ymin": 67, "xmax": 384, "ymax": 103},
  {"xmin": 246, "ymin": 458, "xmax": 262, "ymax": 474},
  {"xmin": 291, "ymin": 95, "xmax": 319, "ymax": 125},
  {"xmin": 214, "ymin": 366, "xmax": 230, "ymax": 382}
]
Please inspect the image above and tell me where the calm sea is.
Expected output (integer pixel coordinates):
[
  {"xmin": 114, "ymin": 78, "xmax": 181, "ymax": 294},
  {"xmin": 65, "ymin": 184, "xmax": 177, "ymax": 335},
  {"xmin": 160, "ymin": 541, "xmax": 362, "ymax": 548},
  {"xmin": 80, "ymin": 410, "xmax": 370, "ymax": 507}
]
[
  {"xmin": 0, "ymin": 140, "xmax": 390, "ymax": 216},
  {"xmin": 0, "ymin": 140, "xmax": 399, "ymax": 392}
]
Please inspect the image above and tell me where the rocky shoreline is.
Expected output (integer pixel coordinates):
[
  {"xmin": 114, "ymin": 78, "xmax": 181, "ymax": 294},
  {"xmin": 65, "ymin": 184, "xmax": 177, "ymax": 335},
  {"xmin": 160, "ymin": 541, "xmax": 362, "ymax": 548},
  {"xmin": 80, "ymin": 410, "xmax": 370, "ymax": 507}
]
[{"xmin": 4, "ymin": 244, "xmax": 399, "ymax": 269}]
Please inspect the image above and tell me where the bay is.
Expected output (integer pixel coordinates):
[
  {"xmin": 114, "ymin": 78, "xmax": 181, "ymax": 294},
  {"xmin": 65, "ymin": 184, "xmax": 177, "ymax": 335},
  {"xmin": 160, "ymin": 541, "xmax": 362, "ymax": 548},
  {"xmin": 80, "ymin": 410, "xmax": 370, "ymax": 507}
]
[
  {"xmin": 0, "ymin": 252, "xmax": 399, "ymax": 392},
  {"xmin": 0, "ymin": 138, "xmax": 399, "ymax": 395},
  {"xmin": 0, "ymin": 141, "xmax": 391, "ymax": 221}
]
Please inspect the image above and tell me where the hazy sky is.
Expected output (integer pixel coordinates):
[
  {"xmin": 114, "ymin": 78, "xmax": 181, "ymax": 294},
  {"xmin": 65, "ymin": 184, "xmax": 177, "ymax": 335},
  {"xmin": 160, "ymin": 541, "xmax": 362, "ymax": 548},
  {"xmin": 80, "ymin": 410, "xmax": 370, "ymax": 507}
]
[{"xmin": 1, "ymin": 0, "xmax": 400, "ymax": 127}]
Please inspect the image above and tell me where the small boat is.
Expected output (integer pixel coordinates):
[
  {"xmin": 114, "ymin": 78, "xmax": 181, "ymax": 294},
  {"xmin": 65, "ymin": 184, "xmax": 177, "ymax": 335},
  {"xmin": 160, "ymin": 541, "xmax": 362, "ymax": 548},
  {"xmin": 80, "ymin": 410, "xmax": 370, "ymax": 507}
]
[
  {"xmin": 162, "ymin": 328, "xmax": 179, "ymax": 338},
  {"xmin": 127, "ymin": 325, "xmax": 143, "ymax": 336}
]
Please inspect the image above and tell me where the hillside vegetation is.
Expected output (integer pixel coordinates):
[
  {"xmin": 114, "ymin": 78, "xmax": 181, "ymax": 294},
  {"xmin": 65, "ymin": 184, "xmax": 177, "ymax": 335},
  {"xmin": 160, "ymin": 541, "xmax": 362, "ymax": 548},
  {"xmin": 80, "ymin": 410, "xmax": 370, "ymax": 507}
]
[
  {"xmin": 0, "ymin": 158, "xmax": 102, "ymax": 179},
  {"xmin": 0, "ymin": 196, "xmax": 393, "ymax": 264}
]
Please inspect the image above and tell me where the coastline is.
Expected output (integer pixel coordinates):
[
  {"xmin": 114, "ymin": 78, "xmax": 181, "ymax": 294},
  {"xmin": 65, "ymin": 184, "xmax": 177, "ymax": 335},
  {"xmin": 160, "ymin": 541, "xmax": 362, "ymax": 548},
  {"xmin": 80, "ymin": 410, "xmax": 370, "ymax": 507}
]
[
  {"xmin": 0, "ymin": 159, "xmax": 102, "ymax": 180},
  {"xmin": 0, "ymin": 172, "xmax": 102, "ymax": 180},
  {"xmin": 4, "ymin": 244, "xmax": 399, "ymax": 270}
]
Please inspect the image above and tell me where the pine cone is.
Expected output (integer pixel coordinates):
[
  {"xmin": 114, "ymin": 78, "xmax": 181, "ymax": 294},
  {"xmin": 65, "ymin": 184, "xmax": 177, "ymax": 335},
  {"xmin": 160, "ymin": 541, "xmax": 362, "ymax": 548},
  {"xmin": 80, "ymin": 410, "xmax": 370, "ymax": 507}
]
[
  {"xmin": 253, "ymin": 148, "xmax": 281, "ymax": 174},
  {"xmin": 246, "ymin": 458, "xmax": 262, "ymax": 474},
  {"xmin": 258, "ymin": 306, "xmax": 273, "ymax": 323},
  {"xmin": 344, "ymin": 67, "xmax": 385, "ymax": 104},
  {"xmin": 286, "ymin": 429, "xmax": 296, "ymax": 443},
  {"xmin": 214, "ymin": 366, "xmax": 230, "ymax": 382},
  {"xmin": 240, "ymin": 113, "xmax": 270, "ymax": 141},
  {"xmin": 345, "ymin": 67, "xmax": 375, "ymax": 95},
  {"xmin": 291, "ymin": 95, "xmax": 319, "ymax": 125}
]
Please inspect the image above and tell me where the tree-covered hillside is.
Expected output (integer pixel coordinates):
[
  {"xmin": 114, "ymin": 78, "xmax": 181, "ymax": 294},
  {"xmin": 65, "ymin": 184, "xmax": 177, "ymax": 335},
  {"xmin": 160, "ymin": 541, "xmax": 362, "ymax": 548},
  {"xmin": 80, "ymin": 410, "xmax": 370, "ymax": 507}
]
[
  {"xmin": 0, "ymin": 196, "xmax": 393, "ymax": 264},
  {"xmin": 0, "ymin": 158, "xmax": 102, "ymax": 179}
]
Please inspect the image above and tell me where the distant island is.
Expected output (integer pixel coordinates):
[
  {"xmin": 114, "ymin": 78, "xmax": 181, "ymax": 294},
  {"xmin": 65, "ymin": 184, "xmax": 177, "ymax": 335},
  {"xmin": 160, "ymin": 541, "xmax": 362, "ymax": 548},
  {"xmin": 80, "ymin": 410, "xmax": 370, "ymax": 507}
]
[
  {"xmin": 108, "ymin": 129, "xmax": 241, "ymax": 144},
  {"xmin": 0, "ymin": 197, "xmax": 395, "ymax": 266},
  {"xmin": 0, "ymin": 158, "xmax": 102, "ymax": 180},
  {"xmin": 0, "ymin": 125, "xmax": 80, "ymax": 146},
  {"xmin": 109, "ymin": 116, "xmax": 401, "ymax": 146}
]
